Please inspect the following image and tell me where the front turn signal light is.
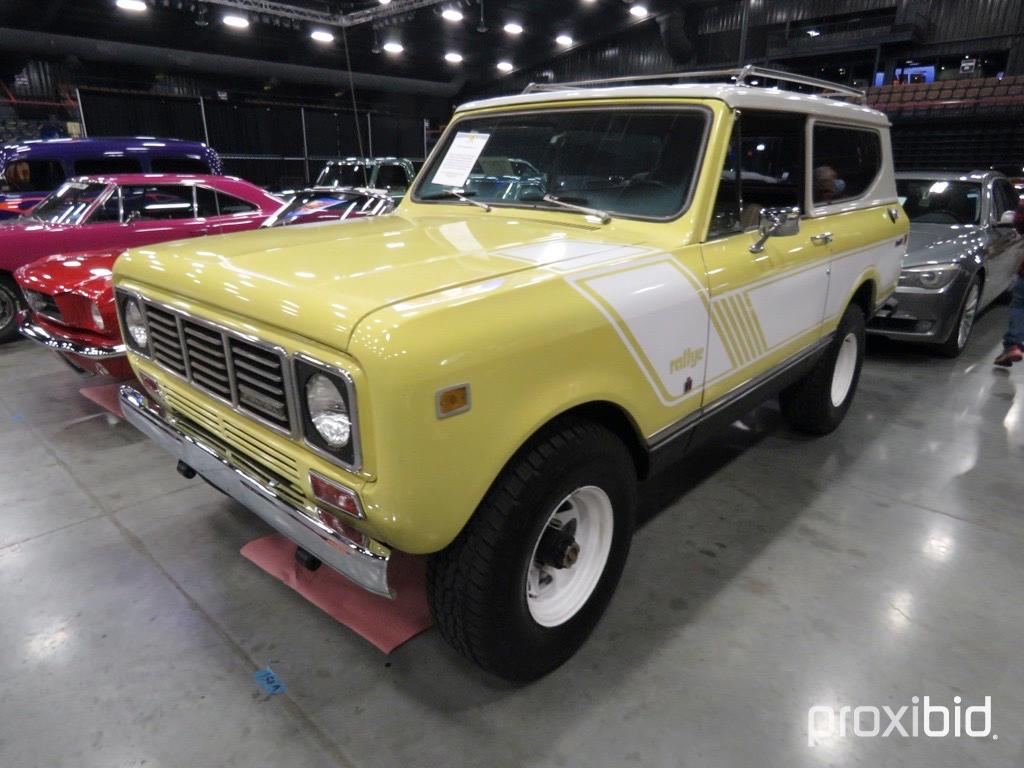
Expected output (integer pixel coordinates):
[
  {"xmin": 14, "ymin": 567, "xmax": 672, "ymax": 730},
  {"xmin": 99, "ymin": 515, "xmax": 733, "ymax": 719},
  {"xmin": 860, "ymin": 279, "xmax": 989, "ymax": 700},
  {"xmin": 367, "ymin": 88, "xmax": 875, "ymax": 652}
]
[{"xmin": 310, "ymin": 471, "xmax": 363, "ymax": 519}]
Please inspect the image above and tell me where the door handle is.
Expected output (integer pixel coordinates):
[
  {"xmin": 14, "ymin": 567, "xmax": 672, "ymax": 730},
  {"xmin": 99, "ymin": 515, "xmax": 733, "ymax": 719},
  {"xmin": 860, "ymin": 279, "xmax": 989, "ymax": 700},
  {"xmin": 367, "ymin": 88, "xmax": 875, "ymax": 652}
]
[{"xmin": 811, "ymin": 232, "xmax": 833, "ymax": 246}]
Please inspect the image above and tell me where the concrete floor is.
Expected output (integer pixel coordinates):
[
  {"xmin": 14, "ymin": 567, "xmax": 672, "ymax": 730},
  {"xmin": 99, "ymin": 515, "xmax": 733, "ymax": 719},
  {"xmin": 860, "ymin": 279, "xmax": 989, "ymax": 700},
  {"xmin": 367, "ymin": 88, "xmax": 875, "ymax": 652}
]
[{"xmin": 1, "ymin": 300, "xmax": 1022, "ymax": 768}]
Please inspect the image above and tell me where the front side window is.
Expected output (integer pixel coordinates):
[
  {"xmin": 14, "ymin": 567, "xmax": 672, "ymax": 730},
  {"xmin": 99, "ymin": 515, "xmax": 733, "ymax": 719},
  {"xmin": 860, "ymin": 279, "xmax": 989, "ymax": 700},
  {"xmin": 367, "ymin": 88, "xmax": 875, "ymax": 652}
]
[
  {"xmin": 376, "ymin": 164, "xmax": 409, "ymax": 192},
  {"xmin": 317, "ymin": 163, "xmax": 372, "ymax": 188},
  {"xmin": 121, "ymin": 184, "xmax": 196, "ymax": 221},
  {"xmin": 414, "ymin": 108, "xmax": 709, "ymax": 220},
  {"xmin": 896, "ymin": 179, "xmax": 982, "ymax": 226},
  {"xmin": 812, "ymin": 125, "xmax": 882, "ymax": 206},
  {"xmin": 708, "ymin": 110, "xmax": 806, "ymax": 239},
  {"xmin": 991, "ymin": 179, "xmax": 1017, "ymax": 221},
  {"xmin": 29, "ymin": 181, "xmax": 110, "ymax": 225}
]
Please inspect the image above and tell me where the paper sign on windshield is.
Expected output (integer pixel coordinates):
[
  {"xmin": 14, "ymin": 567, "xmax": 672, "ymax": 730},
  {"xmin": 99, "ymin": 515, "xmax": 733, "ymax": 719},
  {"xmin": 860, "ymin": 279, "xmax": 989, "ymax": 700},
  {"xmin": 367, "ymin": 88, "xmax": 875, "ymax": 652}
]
[{"xmin": 431, "ymin": 132, "xmax": 491, "ymax": 188}]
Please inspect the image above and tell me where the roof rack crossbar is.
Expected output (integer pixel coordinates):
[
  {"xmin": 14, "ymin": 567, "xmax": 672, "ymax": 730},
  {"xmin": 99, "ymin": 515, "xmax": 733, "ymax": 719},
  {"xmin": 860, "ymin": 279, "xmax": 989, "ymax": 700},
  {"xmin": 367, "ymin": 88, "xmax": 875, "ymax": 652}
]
[{"xmin": 522, "ymin": 65, "xmax": 866, "ymax": 103}]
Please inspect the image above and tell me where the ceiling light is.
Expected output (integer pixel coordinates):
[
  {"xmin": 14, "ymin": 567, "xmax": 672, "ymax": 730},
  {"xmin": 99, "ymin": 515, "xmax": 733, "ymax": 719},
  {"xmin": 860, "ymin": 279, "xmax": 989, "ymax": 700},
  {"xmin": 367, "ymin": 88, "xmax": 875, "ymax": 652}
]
[
  {"xmin": 311, "ymin": 30, "xmax": 334, "ymax": 43},
  {"xmin": 497, "ymin": 60, "xmax": 514, "ymax": 72},
  {"xmin": 629, "ymin": 5, "xmax": 649, "ymax": 18},
  {"xmin": 382, "ymin": 41, "xmax": 404, "ymax": 54},
  {"xmin": 116, "ymin": 0, "xmax": 147, "ymax": 10},
  {"xmin": 556, "ymin": 34, "xmax": 573, "ymax": 46},
  {"xmin": 378, "ymin": 0, "xmax": 392, "ymax": 4},
  {"xmin": 442, "ymin": 8, "xmax": 463, "ymax": 22},
  {"xmin": 223, "ymin": 14, "xmax": 249, "ymax": 28},
  {"xmin": 806, "ymin": 29, "xmax": 821, "ymax": 37},
  {"xmin": 504, "ymin": 22, "xmax": 524, "ymax": 34},
  {"xmin": 445, "ymin": 51, "xmax": 464, "ymax": 63}
]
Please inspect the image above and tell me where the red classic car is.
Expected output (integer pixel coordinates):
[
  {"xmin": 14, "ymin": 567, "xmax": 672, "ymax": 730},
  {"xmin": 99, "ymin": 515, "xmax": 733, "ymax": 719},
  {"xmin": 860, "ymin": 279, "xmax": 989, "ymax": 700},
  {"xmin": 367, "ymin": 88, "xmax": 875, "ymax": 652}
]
[
  {"xmin": 0, "ymin": 173, "xmax": 282, "ymax": 341},
  {"xmin": 15, "ymin": 185, "xmax": 394, "ymax": 378}
]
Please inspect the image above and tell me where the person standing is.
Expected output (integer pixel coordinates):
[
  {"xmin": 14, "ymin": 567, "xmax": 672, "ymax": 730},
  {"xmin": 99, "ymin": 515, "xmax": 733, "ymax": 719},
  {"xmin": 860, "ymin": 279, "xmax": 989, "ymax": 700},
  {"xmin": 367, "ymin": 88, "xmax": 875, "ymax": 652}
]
[{"xmin": 993, "ymin": 198, "xmax": 1024, "ymax": 366}]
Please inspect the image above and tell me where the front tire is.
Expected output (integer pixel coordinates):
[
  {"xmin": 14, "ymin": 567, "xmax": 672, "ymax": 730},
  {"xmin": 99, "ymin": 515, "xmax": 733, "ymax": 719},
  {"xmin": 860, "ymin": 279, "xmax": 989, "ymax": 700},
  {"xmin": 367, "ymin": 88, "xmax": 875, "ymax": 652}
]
[
  {"xmin": 0, "ymin": 274, "xmax": 23, "ymax": 343},
  {"xmin": 427, "ymin": 417, "xmax": 637, "ymax": 682},
  {"xmin": 780, "ymin": 302, "xmax": 866, "ymax": 435},
  {"xmin": 935, "ymin": 275, "xmax": 980, "ymax": 358}
]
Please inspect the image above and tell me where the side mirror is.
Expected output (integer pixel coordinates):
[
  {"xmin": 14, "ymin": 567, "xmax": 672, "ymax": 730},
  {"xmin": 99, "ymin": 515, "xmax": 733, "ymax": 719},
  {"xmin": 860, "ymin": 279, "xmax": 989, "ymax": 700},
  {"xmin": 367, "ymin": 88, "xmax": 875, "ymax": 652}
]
[
  {"xmin": 121, "ymin": 210, "xmax": 140, "ymax": 227},
  {"xmin": 996, "ymin": 209, "xmax": 1016, "ymax": 227},
  {"xmin": 750, "ymin": 206, "xmax": 801, "ymax": 253}
]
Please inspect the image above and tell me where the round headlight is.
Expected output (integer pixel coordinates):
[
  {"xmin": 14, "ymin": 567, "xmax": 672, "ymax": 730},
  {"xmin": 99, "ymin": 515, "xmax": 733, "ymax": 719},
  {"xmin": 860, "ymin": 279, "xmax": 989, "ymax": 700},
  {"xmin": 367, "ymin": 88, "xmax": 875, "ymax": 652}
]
[
  {"xmin": 124, "ymin": 299, "xmax": 148, "ymax": 348},
  {"xmin": 306, "ymin": 373, "xmax": 351, "ymax": 448},
  {"xmin": 90, "ymin": 302, "xmax": 106, "ymax": 331}
]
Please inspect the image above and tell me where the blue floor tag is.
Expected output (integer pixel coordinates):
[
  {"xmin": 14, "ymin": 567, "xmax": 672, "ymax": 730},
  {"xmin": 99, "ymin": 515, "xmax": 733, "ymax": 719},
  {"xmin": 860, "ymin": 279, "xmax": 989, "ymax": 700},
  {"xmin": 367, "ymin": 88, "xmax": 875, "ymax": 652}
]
[{"xmin": 253, "ymin": 667, "xmax": 287, "ymax": 695}]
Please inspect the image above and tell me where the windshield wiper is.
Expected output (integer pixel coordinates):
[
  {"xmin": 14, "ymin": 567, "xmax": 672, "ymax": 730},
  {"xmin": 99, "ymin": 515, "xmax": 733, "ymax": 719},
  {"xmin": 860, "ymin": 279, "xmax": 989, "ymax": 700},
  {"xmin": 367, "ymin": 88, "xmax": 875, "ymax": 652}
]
[
  {"xmin": 542, "ymin": 194, "xmax": 611, "ymax": 225},
  {"xmin": 421, "ymin": 188, "xmax": 492, "ymax": 212}
]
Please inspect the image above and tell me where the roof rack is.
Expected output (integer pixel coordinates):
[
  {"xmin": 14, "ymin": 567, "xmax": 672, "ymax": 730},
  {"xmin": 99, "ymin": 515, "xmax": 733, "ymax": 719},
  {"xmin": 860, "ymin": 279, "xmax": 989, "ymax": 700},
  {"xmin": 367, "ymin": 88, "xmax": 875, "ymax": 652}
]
[{"xmin": 522, "ymin": 65, "xmax": 866, "ymax": 104}]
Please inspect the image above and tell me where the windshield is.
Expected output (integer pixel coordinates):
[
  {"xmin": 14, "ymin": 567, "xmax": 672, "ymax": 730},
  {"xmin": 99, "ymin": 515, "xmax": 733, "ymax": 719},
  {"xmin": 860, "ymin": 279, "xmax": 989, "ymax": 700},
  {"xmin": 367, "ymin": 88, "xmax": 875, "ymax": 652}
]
[
  {"xmin": 265, "ymin": 191, "xmax": 391, "ymax": 227},
  {"xmin": 414, "ymin": 108, "xmax": 708, "ymax": 220},
  {"xmin": 317, "ymin": 163, "xmax": 373, "ymax": 188},
  {"xmin": 28, "ymin": 181, "xmax": 110, "ymax": 225},
  {"xmin": 897, "ymin": 179, "xmax": 983, "ymax": 225}
]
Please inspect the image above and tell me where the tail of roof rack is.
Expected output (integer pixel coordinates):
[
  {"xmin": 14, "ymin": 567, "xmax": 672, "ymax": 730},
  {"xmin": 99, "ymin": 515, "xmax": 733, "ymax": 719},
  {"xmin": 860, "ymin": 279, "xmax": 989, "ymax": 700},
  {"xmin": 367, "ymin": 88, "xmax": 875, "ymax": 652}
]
[{"xmin": 522, "ymin": 65, "xmax": 866, "ymax": 104}]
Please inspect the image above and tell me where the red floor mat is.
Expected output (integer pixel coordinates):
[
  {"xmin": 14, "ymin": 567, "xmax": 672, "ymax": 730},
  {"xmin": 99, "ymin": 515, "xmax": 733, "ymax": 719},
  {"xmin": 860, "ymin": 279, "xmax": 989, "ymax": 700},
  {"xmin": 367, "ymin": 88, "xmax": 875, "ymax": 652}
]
[
  {"xmin": 79, "ymin": 380, "xmax": 128, "ymax": 419},
  {"xmin": 241, "ymin": 533, "xmax": 432, "ymax": 653}
]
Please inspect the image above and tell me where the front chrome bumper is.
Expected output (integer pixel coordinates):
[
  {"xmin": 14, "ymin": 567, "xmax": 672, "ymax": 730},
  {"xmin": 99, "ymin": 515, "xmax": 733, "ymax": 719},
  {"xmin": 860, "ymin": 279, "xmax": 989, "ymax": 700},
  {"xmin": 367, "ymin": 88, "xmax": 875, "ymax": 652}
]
[
  {"xmin": 17, "ymin": 310, "xmax": 126, "ymax": 359},
  {"xmin": 118, "ymin": 385, "xmax": 393, "ymax": 598}
]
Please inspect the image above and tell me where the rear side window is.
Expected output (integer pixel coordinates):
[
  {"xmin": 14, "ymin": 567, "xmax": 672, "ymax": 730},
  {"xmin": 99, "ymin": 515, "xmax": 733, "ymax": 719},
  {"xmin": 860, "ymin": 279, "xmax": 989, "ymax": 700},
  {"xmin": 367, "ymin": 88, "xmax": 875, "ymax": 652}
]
[
  {"xmin": 122, "ymin": 184, "xmax": 196, "ymax": 220},
  {"xmin": 196, "ymin": 187, "xmax": 258, "ymax": 216},
  {"xmin": 150, "ymin": 157, "xmax": 212, "ymax": 174},
  {"xmin": 74, "ymin": 157, "xmax": 143, "ymax": 175},
  {"xmin": 812, "ymin": 125, "xmax": 882, "ymax": 206},
  {"xmin": 1, "ymin": 159, "xmax": 66, "ymax": 192}
]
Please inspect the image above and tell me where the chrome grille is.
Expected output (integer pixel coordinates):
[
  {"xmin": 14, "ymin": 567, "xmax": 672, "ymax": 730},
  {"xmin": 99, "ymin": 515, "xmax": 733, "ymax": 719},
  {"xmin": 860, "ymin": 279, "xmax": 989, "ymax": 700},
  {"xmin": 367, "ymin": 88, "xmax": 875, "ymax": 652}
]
[
  {"xmin": 145, "ymin": 305, "xmax": 187, "ymax": 376},
  {"xmin": 140, "ymin": 299, "xmax": 292, "ymax": 432},
  {"xmin": 24, "ymin": 290, "xmax": 63, "ymax": 325}
]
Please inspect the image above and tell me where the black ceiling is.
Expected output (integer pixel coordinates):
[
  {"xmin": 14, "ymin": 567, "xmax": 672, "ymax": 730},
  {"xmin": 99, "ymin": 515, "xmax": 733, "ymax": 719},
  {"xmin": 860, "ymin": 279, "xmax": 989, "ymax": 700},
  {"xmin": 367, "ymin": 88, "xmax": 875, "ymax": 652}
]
[{"xmin": 0, "ymin": 0, "xmax": 662, "ymax": 93}]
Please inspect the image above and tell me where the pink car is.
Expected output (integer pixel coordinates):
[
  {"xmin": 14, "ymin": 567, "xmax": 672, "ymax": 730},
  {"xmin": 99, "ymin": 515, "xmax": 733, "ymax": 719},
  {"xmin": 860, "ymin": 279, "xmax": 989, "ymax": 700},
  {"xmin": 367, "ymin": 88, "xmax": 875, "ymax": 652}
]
[{"xmin": 0, "ymin": 174, "xmax": 281, "ymax": 342}]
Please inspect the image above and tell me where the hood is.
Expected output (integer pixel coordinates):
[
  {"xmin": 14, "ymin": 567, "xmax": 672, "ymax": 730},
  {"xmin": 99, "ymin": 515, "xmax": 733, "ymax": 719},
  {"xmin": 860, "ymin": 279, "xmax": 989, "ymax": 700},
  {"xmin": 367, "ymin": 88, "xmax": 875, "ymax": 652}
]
[
  {"xmin": 903, "ymin": 222, "xmax": 984, "ymax": 268},
  {"xmin": 16, "ymin": 249, "xmax": 121, "ymax": 304},
  {"xmin": 115, "ymin": 211, "xmax": 631, "ymax": 350}
]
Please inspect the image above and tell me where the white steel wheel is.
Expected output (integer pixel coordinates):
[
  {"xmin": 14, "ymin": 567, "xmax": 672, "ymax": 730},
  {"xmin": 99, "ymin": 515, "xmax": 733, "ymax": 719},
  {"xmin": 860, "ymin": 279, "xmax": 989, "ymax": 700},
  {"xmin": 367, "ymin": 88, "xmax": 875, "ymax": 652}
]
[
  {"xmin": 957, "ymin": 283, "xmax": 980, "ymax": 351},
  {"xmin": 526, "ymin": 485, "xmax": 614, "ymax": 628},
  {"xmin": 830, "ymin": 332, "xmax": 858, "ymax": 407}
]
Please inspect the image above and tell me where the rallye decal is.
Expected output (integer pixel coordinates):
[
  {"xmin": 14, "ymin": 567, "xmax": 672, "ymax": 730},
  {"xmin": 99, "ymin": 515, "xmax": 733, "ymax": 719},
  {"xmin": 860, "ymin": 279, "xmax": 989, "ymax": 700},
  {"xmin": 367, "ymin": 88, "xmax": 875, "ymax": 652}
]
[{"xmin": 493, "ymin": 235, "xmax": 901, "ymax": 408}]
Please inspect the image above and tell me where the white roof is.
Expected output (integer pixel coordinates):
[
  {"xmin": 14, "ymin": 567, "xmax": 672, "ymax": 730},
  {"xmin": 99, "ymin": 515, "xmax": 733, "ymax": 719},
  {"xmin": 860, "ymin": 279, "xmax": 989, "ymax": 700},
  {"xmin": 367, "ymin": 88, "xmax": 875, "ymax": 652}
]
[{"xmin": 457, "ymin": 83, "xmax": 890, "ymax": 127}]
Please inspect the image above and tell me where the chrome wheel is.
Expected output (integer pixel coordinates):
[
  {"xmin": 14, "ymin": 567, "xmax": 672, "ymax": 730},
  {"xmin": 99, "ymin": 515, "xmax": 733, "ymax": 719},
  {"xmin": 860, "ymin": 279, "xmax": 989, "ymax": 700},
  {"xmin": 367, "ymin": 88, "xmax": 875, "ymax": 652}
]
[
  {"xmin": 830, "ymin": 332, "xmax": 858, "ymax": 408},
  {"xmin": 526, "ymin": 485, "xmax": 614, "ymax": 628},
  {"xmin": 957, "ymin": 283, "xmax": 980, "ymax": 351},
  {"xmin": 0, "ymin": 284, "xmax": 16, "ymax": 334}
]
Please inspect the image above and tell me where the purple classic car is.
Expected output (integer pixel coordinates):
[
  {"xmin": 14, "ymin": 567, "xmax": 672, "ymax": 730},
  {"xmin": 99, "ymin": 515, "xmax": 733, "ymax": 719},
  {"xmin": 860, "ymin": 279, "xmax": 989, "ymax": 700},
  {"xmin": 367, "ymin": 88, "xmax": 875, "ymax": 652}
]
[{"xmin": 0, "ymin": 137, "xmax": 222, "ymax": 220}]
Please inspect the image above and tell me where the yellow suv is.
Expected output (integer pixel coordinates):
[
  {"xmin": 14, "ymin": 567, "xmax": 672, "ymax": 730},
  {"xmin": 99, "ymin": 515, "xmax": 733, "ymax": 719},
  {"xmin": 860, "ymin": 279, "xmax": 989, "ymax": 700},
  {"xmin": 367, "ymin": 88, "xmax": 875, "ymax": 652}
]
[{"xmin": 114, "ymin": 67, "xmax": 907, "ymax": 681}]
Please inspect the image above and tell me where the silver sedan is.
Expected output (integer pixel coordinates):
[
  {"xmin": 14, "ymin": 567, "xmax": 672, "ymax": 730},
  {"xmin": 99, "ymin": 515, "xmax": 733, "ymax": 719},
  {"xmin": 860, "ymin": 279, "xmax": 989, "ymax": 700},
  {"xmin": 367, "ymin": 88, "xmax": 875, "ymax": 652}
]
[{"xmin": 868, "ymin": 170, "xmax": 1024, "ymax": 356}]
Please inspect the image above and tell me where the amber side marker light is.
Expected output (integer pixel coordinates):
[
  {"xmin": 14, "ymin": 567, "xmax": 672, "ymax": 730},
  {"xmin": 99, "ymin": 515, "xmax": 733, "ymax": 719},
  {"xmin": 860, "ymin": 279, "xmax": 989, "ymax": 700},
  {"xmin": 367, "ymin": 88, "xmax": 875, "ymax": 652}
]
[
  {"xmin": 310, "ymin": 471, "xmax": 364, "ymax": 520},
  {"xmin": 436, "ymin": 383, "xmax": 471, "ymax": 418}
]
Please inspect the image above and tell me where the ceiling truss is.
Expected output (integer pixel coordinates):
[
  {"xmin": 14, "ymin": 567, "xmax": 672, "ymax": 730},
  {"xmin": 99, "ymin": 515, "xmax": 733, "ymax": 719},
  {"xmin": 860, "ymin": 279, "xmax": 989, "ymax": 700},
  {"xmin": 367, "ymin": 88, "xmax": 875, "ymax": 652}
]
[{"xmin": 198, "ymin": 0, "xmax": 450, "ymax": 27}]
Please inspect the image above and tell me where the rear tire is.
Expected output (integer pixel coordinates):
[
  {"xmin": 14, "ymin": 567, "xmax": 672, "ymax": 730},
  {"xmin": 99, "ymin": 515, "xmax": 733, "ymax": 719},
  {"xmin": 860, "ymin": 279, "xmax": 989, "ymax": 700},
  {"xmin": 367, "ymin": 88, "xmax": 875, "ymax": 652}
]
[
  {"xmin": 934, "ymin": 275, "xmax": 980, "ymax": 358},
  {"xmin": 0, "ymin": 274, "xmax": 23, "ymax": 344},
  {"xmin": 427, "ymin": 417, "xmax": 637, "ymax": 682},
  {"xmin": 780, "ymin": 303, "xmax": 865, "ymax": 435}
]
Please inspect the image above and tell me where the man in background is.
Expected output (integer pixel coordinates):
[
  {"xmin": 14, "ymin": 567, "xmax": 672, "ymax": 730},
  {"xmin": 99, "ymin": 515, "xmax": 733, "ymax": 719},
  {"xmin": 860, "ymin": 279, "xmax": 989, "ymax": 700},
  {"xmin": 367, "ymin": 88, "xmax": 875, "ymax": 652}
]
[{"xmin": 993, "ymin": 199, "xmax": 1024, "ymax": 366}]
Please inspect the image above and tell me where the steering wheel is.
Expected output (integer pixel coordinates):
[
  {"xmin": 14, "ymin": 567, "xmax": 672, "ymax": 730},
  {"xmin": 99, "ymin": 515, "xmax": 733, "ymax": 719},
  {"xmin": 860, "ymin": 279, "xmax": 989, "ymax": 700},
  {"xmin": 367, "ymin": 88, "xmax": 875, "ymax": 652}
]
[{"xmin": 622, "ymin": 177, "xmax": 673, "ymax": 193}]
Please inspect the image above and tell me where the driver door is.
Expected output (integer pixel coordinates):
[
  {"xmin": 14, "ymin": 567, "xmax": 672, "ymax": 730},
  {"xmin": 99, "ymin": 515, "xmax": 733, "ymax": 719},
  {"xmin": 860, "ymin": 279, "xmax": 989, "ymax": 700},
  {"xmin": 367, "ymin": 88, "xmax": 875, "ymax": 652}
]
[{"xmin": 700, "ymin": 109, "xmax": 833, "ymax": 406}]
